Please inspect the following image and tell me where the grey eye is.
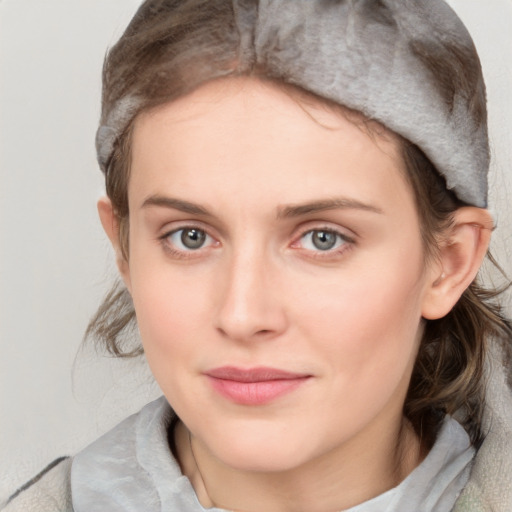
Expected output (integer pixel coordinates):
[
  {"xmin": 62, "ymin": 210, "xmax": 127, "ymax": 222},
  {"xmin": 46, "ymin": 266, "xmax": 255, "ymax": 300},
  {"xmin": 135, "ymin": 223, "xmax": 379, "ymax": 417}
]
[
  {"xmin": 180, "ymin": 228, "xmax": 206, "ymax": 249},
  {"xmin": 300, "ymin": 230, "xmax": 346, "ymax": 252},
  {"xmin": 311, "ymin": 230, "xmax": 338, "ymax": 250},
  {"xmin": 164, "ymin": 226, "xmax": 215, "ymax": 254}
]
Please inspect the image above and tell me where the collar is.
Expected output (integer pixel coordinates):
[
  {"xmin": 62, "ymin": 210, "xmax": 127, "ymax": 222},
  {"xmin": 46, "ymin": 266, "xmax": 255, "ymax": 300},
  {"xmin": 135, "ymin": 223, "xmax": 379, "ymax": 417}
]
[{"xmin": 71, "ymin": 396, "xmax": 474, "ymax": 512}]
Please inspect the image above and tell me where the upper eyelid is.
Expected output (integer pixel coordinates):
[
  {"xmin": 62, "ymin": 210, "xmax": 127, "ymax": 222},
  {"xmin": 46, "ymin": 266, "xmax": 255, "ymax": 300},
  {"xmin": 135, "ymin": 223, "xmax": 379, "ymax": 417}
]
[
  {"xmin": 156, "ymin": 220, "xmax": 356, "ymax": 247},
  {"xmin": 288, "ymin": 228, "xmax": 356, "ymax": 258},
  {"xmin": 159, "ymin": 224, "xmax": 214, "ymax": 245},
  {"xmin": 293, "ymin": 222, "xmax": 356, "ymax": 241},
  {"xmin": 155, "ymin": 212, "xmax": 232, "ymax": 239},
  {"xmin": 159, "ymin": 227, "xmax": 218, "ymax": 257},
  {"xmin": 296, "ymin": 229, "xmax": 352, "ymax": 247},
  {"xmin": 159, "ymin": 220, "xmax": 217, "ymax": 238}
]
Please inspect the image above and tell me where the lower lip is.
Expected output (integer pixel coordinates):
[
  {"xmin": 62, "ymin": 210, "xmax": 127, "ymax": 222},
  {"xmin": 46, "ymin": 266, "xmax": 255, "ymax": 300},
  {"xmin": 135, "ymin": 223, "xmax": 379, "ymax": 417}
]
[{"xmin": 207, "ymin": 376, "xmax": 309, "ymax": 405}]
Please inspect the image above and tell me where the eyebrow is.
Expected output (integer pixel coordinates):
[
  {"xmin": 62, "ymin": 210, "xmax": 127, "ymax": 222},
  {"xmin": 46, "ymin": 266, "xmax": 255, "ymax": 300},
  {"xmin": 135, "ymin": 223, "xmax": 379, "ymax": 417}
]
[
  {"xmin": 278, "ymin": 198, "xmax": 383, "ymax": 218},
  {"xmin": 141, "ymin": 195, "xmax": 383, "ymax": 219},
  {"xmin": 141, "ymin": 196, "xmax": 211, "ymax": 216}
]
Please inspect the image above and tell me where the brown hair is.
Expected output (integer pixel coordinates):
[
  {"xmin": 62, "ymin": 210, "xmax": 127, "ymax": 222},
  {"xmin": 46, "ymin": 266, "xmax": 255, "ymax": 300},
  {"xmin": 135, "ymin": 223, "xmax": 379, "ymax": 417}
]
[
  {"xmin": 399, "ymin": 141, "xmax": 511, "ymax": 447},
  {"xmin": 86, "ymin": 0, "xmax": 512, "ymax": 447}
]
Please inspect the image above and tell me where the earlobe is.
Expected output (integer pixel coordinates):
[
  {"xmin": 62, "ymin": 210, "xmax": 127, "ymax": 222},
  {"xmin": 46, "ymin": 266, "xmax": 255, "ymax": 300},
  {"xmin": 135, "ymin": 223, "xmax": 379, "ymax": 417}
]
[
  {"xmin": 97, "ymin": 196, "xmax": 131, "ymax": 291},
  {"xmin": 421, "ymin": 207, "xmax": 493, "ymax": 320}
]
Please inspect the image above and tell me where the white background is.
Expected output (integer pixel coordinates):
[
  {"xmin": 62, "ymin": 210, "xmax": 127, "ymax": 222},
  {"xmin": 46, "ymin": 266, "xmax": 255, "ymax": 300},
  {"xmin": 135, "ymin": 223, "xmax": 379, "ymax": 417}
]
[{"xmin": 0, "ymin": 0, "xmax": 511, "ymax": 500}]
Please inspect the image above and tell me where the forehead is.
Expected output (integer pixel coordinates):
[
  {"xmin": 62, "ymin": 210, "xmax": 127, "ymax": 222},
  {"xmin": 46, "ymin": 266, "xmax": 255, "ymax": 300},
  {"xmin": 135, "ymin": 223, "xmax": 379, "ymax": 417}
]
[
  {"xmin": 128, "ymin": 77, "xmax": 413, "ymax": 217},
  {"xmin": 134, "ymin": 77, "xmax": 397, "ymax": 148}
]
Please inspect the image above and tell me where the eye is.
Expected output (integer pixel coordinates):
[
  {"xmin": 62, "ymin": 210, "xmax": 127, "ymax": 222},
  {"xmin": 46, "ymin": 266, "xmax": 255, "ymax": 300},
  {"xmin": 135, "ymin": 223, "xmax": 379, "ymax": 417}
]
[
  {"xmin": 165, "ymin": 227, "xmax": 212, "ymax": 251},
  {"xmin": 300, "ymin": 229, "xmax": 348, "ymax": 252}
]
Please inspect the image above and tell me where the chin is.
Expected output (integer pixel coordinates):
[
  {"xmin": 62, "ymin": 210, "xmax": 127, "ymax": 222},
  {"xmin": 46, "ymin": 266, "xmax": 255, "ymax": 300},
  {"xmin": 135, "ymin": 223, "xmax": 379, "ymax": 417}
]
[
  {"xmin": 200, "ymin": 420, "xmax": 322, "ymax": 473},
  {"xmin": 220, "ymin": 446, "xmax": 311, "ymax": 473}
]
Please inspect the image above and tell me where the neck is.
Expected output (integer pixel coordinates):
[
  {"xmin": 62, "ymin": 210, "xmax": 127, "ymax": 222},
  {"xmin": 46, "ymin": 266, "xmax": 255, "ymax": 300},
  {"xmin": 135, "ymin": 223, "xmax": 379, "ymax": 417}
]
[{"xmin": 174, "ymin": 416, "xmax": 423, "ymax": 512}]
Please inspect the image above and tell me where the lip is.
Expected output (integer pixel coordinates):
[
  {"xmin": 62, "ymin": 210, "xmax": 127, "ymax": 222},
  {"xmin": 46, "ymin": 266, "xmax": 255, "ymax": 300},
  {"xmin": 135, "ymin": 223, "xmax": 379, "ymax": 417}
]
[{"xmin": 205, "ymin": 366, "xmax": 311, "ymax": 405}]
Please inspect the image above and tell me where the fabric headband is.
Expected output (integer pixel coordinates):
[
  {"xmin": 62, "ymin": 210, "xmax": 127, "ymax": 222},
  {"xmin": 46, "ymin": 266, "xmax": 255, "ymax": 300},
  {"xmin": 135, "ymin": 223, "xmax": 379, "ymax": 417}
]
[{"xmin": 96, "ymin": 0, "xmax": 489, "ymax": 208}]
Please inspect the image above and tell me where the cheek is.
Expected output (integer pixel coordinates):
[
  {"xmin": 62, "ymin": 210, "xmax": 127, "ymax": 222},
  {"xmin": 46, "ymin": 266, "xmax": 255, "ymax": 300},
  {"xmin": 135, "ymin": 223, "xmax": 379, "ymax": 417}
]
[
  {"xmin": 132, "ymin": 271, "xmax": 207, "ymax": 352},
  {"xmin": 127, "ymin": 220, "xmax": 212, "ymax": 342},
  {"xmin": 132, "ymin": 281, "xmax": 200, "ymax": 410},
  {"xmin": 293, "ymin": 243, "xmax": 426, "ymax": 395}
]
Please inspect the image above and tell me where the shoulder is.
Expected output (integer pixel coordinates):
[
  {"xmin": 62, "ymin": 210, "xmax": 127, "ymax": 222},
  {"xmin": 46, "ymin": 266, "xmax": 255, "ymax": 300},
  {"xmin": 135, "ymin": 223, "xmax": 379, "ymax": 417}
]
[
  {"xmin": 1, "ymin": 397, "xmax": 173, "ymax": 512},
  {"xmin": 2, "ymin": 457, "xmax": 73, "ymax": 512},
  {"xmin": 71, "ymin": 396, "xmax": 191, "ymax": 511},
  {"xmin": 454, "ymin": 346, "xmax": 512, "ymax": 511}
]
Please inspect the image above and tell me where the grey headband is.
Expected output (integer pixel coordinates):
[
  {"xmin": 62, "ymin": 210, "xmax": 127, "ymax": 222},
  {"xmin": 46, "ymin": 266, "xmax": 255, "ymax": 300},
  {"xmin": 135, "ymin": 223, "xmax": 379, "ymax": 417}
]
[{"xmin": 96, "ymin": 0, "xmax": 489, "ymax": 207}]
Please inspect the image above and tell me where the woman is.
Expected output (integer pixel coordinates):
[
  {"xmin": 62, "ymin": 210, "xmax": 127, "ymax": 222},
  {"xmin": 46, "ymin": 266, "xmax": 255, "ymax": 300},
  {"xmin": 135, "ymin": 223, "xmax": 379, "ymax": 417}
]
[{"xmin": 4, "ymin": 0, "xmax": 511, "ymax": 510}]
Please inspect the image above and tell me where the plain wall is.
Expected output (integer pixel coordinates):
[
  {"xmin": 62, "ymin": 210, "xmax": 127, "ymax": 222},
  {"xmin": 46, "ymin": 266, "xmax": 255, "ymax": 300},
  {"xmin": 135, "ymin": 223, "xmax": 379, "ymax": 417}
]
[
  {"xmin": 1, "ymin": 0, "xmax": 511, "ymax": 500},
  {"xmin": 0, "ymin": 0, "xmax": 162, "ymax": 499}
]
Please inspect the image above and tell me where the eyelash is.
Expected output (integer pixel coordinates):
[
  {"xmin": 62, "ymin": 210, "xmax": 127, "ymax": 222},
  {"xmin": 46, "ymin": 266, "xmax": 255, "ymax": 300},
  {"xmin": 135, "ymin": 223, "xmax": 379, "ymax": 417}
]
[
  {"xmin": 292, "ymin": 227, "xmax": 355, "ymax": 259},
  {"xmin": 159, "ymin": 225, "xmax": 217, "ymax": 259},
  {"xmin": 158, "ymin": 225, "xmax": 355, "ymax": 260}
]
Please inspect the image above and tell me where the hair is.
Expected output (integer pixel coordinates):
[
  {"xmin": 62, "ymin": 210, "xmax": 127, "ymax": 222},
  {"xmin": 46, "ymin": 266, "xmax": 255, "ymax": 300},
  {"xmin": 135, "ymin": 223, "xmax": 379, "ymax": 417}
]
[{"xmin": 86, "ymin": 0, "xmax": 512, "ymax": 448}]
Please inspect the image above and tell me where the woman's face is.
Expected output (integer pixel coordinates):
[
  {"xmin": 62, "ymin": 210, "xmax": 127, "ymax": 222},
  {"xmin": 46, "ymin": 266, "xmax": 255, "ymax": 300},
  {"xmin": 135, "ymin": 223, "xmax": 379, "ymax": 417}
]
[{"xmin": 123, "ymin": 78, "xmax": 437, "ymax": 473}]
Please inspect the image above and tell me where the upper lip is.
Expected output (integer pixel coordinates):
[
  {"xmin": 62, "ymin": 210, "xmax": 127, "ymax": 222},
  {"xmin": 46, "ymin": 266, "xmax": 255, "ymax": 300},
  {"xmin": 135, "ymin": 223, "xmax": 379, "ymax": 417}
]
[{"xmin": 205, "ymin": 366, "xmax": 310, "ymax": 383}]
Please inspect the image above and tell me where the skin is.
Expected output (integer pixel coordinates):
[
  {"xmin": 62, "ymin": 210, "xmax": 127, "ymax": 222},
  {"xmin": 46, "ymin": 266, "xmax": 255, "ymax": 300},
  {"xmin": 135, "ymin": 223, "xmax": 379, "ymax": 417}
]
[{"xmin": 99, "ymin": 77, "xmax": 492, "ymax": 512}]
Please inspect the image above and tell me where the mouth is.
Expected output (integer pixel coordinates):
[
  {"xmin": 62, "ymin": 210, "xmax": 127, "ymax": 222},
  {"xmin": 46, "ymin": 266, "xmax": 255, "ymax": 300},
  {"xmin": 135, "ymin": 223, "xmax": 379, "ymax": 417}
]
[{"xmin": 205, "ymin": 366, "xmax": 312, "ymax": 405}]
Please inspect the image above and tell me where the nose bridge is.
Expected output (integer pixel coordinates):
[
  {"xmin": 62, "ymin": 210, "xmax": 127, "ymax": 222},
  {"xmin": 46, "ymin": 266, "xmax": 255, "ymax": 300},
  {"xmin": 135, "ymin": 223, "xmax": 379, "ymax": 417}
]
[{"xmin": 215, "ymin": 239, "xmax": 286, "ymax": 341}]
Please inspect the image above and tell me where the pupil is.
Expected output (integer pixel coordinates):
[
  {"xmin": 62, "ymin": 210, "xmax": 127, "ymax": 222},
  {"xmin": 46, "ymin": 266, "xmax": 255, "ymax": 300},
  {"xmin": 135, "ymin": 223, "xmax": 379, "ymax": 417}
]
[
  {"xmin": 181, "ymin": 229, "xmax": 206, "ymax": 249},
  {"xmin": 313, "ymin": 231, "xmax": 336, "ymax": 250}
]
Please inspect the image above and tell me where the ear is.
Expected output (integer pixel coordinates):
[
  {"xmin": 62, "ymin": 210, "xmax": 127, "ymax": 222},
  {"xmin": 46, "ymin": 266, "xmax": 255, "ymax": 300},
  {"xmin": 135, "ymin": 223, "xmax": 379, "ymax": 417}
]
[
  {"xmin": 421, "ymin": 207, "xmax": 493, "ymax": 320},
  {"xmin": 97, "ymin": 196, "xmax": 131, "ymax": 291}
]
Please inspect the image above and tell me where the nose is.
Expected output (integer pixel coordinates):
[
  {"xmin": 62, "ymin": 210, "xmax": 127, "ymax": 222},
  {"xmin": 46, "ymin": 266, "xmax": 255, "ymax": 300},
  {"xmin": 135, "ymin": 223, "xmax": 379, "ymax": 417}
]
[{"xmin": 214, "ymin": 248, "xmax": 288, "ymax": 343}]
